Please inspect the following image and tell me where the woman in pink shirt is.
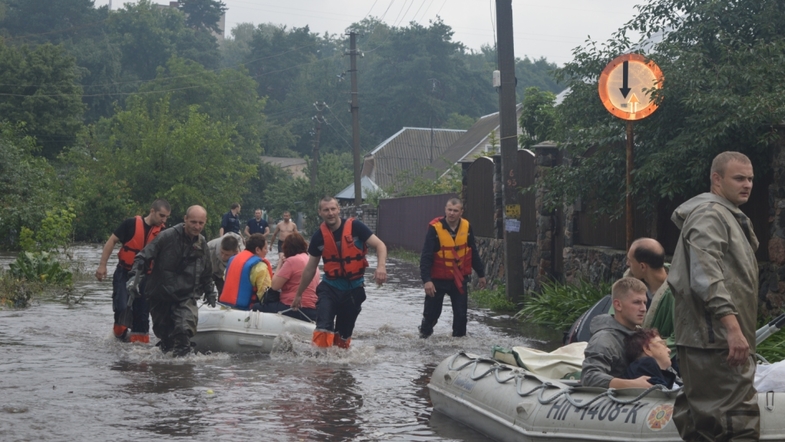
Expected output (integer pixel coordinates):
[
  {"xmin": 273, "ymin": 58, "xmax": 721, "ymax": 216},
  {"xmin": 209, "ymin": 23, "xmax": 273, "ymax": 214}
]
[{"xmin": 254, "ymin": 232, "xmax": 318, "ymax": 321}]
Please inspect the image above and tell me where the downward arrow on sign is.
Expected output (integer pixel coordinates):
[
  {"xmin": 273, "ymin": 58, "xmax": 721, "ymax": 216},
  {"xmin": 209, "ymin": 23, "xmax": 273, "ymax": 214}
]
[{"xmin": 619, "ymin": 61, "xmax": 631, "ymax": 98}]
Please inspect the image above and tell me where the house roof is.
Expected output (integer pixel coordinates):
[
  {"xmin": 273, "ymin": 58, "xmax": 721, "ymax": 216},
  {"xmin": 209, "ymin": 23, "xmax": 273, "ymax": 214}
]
[
  {"xmin": 336, "ymin": 176, "xmax": 381, "ymax": 200},
  {"xmin": 260, "ymin": 156, "xmax": 307, "ymax": 168},
  {"xmin": 420, "ymin": 106, "xmax": 523, "ymax": 181},
  {"xmin": 362, "ymin": 127, "xmax": 466, "ymax": 191}
]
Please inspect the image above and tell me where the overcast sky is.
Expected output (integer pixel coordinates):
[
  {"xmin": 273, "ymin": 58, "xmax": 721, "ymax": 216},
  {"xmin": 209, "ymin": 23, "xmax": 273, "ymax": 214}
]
[{"xmin": 95, "ymin": 0, "xmax": 642, "ymax": 66}]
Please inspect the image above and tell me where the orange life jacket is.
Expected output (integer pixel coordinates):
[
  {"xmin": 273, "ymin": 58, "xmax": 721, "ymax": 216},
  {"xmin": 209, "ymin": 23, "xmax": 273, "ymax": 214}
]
[
  {"xmin": 219, "ymin": 250, "xmax": 273, "ymax": 310},
  {"xmin": 117, "ymin": 216, "xmax": 163, "ymax": 270},
  {"xmin": 430, "ymin": 217, "xmax": 472, "ymax": 293},
  {"xmin": 321, "ymin": 218, "xmax": 368, "ymax": 281}
]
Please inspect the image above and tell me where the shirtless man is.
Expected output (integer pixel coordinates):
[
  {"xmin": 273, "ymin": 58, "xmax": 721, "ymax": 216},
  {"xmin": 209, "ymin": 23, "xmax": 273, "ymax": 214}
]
[{"xmin": 272, "ymin": 211, "xmax": 298, "ymax": 270}]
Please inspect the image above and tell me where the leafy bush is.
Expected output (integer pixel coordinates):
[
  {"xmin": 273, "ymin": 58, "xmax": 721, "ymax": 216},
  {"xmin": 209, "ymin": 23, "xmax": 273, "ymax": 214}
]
[
  {"xmin": 470, "ymin": 283, "xmax": 518, "ymax": 312},
  {"xmin": 9, "ymin": 252, "xmax": 73, "ymax": 286},
  {"xmin": 0, "ymin": 273, "xmax": 36, "ymax": 308},
  {"xmin": 514, "ymin": 279, "xmax": 612, "ymax": 330}
]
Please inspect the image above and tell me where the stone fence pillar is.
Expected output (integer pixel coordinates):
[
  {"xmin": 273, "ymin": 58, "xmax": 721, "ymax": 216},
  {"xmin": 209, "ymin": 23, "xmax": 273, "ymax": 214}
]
[{"xmin": 534, "ymin": 142, "xmax": 559, "ymax": 288}]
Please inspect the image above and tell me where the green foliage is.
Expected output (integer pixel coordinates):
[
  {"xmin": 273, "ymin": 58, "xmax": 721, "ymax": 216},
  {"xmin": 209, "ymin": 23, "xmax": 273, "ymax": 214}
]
[
  {"xmin": 392, "ymin": 163, "xmax": 462, "ymax": 197},
  {"xmin": 515, "ymin": 280, "xmax": 612, "ymax": 330},
  {"xmin": 443, "ymin": 113, "xmax": 476, "ymax": 130},
  {"xmin": 262, "ymin": 152, "xmax": 353, "ymax": 233},
  {"xmin": 470, "ymin": 283, "xmax": 518, "ymax": 312},
  {"xmin": 137, "ymin": 56, "xmax": 290, "ymax": 163},
  {"xmin": 0, "ymin": 271, "xmax": 36, "ymax": 308},
  {"xmin": 540, "ymin": 0, "xmax": 785, "ymax": 214},
  {"xmin": 76, "ymin": 96, "xmax": 255, "ymax": 238},
  {"xmin": 178, "ymin": 0, "xmax": 226, "ymax": 34},
  {"xmin": 518, "ymin": 87, "xmax": 557, "ymax": 149},
  {"xmin": 387, "ymin": 247, "xmax": 420, "ymax": 265},
  {"xmin": 18, "ymin": 207, "xmax": 76, "ymax": 254},
  {"xmin": 0, "ymin": 122, "xmax": 62, "ymax": 249},
  {"xmin": 9, "ymin": 251, "xmax": 73, "ymax": 286},
  {"xmin": 0, "ymin": 41, "xmax": 85, "ymax": 158}
]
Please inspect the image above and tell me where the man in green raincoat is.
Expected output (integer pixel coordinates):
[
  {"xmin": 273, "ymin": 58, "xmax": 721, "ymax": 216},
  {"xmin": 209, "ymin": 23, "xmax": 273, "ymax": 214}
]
[{"xmin": 667, "ymin": 151, "xmax": 759, "ymax": 441}]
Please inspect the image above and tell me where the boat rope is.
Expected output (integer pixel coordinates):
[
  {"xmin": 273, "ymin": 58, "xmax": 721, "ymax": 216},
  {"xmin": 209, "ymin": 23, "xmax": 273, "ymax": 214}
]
[{"xmin": 447, "ymin": 352, "xmax": 669, "ymax": 409}]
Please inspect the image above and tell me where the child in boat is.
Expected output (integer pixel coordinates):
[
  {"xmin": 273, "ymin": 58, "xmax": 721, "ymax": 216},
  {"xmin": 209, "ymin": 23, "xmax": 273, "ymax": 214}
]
[{"xmin": 623, "ymin": 328, "xmax": 682, "ymax": 389}]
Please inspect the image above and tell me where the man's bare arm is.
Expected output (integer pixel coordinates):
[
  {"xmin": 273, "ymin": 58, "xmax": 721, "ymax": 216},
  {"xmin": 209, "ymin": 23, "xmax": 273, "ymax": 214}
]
[{"xmin": 95, "ymin": 234, "xmax": 121, "ymax": 281}]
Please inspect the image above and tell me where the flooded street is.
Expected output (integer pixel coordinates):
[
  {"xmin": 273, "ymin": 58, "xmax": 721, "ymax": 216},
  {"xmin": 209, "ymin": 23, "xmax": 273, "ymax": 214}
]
[{"xmin": 0, "ymin": 244, "xmax": 561, "ymax": 441}]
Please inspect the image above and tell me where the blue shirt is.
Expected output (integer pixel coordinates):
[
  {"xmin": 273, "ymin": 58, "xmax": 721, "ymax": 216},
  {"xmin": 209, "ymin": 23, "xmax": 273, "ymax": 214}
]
[
  {"xmin": 246, "ymin": 218, "xmax": 269, "ymax": 235},
  {"xmin": 221, "ymin": 211, "xmax": 241, "ymax": 234}
]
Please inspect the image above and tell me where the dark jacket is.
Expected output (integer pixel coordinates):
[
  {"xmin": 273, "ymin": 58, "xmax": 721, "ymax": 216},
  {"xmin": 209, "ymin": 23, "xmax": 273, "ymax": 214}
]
[
  {"xmin": 624, "ymin": 356, "xmax": 681, "ymax": 389},
  {"xmin": 420, "ymin": 217, "xmax": 485, "ymax": 284},
  {"xmin": 581, "ymin": 314, "xmax": 636, "ymax": 388},
  {"xmin": 132, "ymin": 223, "xmax": 214, "ymax": 302}
]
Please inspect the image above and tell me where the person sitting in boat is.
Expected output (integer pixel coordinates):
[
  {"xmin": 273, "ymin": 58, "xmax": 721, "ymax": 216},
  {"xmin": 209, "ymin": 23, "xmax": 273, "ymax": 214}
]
[
  {"xmin": 207, "ymin": 232, "xmax": 243, "ymax": 293},
  {"xmin": 623, "ymin": 328, "xmax": 682, "ymax": 389},
  {"xmin": 218, "ymin": 233, "xmax": 273, "ymax": 310},
  {"xmin": 252, "ymin": 232, "xmax": 318, "ymax": 322},
  {"xmin": 581, "ymin": 277, "xmax": 653, "ymax": 389},
  {"xmin": 626, "ymin": 238, "xmax": 675, "ymax": 348}
]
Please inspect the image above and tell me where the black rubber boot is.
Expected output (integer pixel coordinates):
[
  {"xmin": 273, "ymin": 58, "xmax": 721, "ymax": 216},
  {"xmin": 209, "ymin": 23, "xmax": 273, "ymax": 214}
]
[{"xmin": 418, "ymin": 320, "xmax": 433, "ymax": 339}]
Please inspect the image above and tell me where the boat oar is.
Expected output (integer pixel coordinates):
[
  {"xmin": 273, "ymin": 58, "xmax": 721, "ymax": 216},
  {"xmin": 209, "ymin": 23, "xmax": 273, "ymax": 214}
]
[{"xmin": 756, "ymin": 313, "xmax": 785, "ymax": 346}]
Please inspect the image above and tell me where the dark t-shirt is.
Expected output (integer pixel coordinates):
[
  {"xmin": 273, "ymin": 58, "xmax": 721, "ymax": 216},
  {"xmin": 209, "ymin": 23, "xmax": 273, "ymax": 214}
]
[
  {"xmin": 308, "ymin": 218, "xmax": 373, "ymax": 290},
  {"xmin": 113, "ymin": 217, "xmax": 154, "ymax": 244},
  {"xmin": 246, "ymin": 218, "xmax": 269, "ymax": 235},
  {"xmin": 221, "ymin": 211, "xmax": 241, "ymax": 234}
]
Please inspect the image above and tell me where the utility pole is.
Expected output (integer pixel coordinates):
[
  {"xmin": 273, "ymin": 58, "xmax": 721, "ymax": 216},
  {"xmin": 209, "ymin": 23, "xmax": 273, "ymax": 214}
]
[
  {"xmin": 311, "ymin": 101, "xmax": 326, "ymax": 187},
  {"xmin": 347, "ymin": 31, "xmax": 363, "ymax": 216},
  {"xmin": 496, "ymin": 0, "xmax": 524, "ymax": 302}
]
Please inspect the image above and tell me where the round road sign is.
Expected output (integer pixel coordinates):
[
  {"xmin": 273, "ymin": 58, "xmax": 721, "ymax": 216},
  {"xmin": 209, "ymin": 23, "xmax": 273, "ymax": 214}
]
[{"xmin": 598, "ymin": 53, "xmax": 663, "ymax": 121}]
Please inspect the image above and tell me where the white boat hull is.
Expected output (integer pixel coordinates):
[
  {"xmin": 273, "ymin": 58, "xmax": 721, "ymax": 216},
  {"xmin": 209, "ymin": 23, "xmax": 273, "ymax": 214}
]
[
  {"xmin": 193, "ymin": 305, "xmax": 315, "ymax": 353},
  {"xmin": 429, "ymin": 352, "xmax": 785, "ymax": 442}
]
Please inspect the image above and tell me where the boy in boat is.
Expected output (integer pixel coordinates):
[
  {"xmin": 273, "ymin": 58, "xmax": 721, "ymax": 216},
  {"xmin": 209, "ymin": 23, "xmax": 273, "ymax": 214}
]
[
  {"xmin": 623, "ymin": 328, "xmax": 681, "ymax": 389},
  {"xmin": 581, "ymin": 277, "xmax": 653, "ymax": 389}
]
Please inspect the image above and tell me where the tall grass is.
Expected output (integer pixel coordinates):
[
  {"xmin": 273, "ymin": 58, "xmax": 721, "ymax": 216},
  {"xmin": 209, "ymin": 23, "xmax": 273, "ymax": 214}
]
[
  {"xmin": 514, "ymin": 279, "xmax": 612, "ymax": 330},
  {"xmin": 470, "ymin": 283, "xmax": 518, "ymax": 312}
]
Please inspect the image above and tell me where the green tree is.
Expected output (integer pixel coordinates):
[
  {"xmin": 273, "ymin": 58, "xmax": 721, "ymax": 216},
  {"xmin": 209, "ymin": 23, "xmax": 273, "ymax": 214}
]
[
  {"xmin": 0, "ymin": 123, "xmax": 61, "ymax": 248},
  {"xmin": 107, "ymin": 0, "xmax": 219, "ymax": 82},
  {"xmin": 0, "ymin": 41, "xmax": 85, "ymax": 158},
  {"xmin": 263, "ymin": 152, "xmax": 353, "ymax": 232},
  {"xmin": 542, "ymin": 0, "xmax": 785, "ymax": 214},
  {"xmin": 178, "ymin": 0, "xmax": 226, "ymax": 34},
  {"xmin": 136, "ymin": 56, "xmax": 293, "ymax": 163},
  {"xmin": 518, "ymin": 87, "xmax": 557, "ymax": 149},
  {"xmin": 85, "ymin": 96, "xmax": 255, "ymax": 237},
  {"xmin": 220, "ymin": 22, "xmax": 255, "ymax": 68}
]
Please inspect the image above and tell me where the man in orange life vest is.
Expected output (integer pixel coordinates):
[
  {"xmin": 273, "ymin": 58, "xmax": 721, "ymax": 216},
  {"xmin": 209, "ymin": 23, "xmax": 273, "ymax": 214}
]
[
  {"xmin": 218, "ymin": 233, "xmax": 273, "ymax": 310},
  {"xmin": 419, "ymin": 198, "xmax": 486, "ymax": 338},
  {"xmin": 291, "ymin": 196, "xmax": 387, "ymax": 349},
  {"xmin": 95, "ymin": 199, "xmax": 171, "ymax": 343}
]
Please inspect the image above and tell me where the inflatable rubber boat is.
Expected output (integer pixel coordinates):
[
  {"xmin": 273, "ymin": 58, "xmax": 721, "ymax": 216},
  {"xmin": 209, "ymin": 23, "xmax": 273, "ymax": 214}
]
[
  {"xmin": 192, "ymin": 305, "xmax": 315, "ymax": 353},
  {"xmin": 429, "ymin": 352, "xmax": 785, "ymax": 441}
]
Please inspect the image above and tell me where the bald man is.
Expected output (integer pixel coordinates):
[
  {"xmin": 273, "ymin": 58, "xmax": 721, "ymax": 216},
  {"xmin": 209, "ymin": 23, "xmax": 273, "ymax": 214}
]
[
  {"xmin": 626, "ymin": 237, "xmax": 673, "ymax": 338},
  {"xmin": 129, "ymin": 205, "xmax": 216, "ymax": 357}
]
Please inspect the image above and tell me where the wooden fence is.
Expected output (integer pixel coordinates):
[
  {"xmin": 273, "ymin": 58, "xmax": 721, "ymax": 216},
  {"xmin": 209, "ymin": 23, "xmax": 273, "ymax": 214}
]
[{"xmin": 376, "ymin": 193, "xmax": 458, "ymax": 252}]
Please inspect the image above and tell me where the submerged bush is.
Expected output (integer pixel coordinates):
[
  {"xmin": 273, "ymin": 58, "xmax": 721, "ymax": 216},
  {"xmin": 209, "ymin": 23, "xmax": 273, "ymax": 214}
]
[
  {"xmin": 514, "ymin": 279, "xmax": 612, "ymax": 331},
  {"xmin": 9, "ymin": 251, "xmax": 73, "ymax": 286},
  {"xmin": 0, "ymin": 274, "xmax": 36, "ymax": 308}
]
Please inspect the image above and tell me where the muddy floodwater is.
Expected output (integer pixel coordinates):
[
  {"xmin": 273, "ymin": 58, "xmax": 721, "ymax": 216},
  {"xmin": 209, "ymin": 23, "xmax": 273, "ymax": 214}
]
[{"xmin": 0, "ymin": 244, "xmax": 561, "ymax": 441}]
